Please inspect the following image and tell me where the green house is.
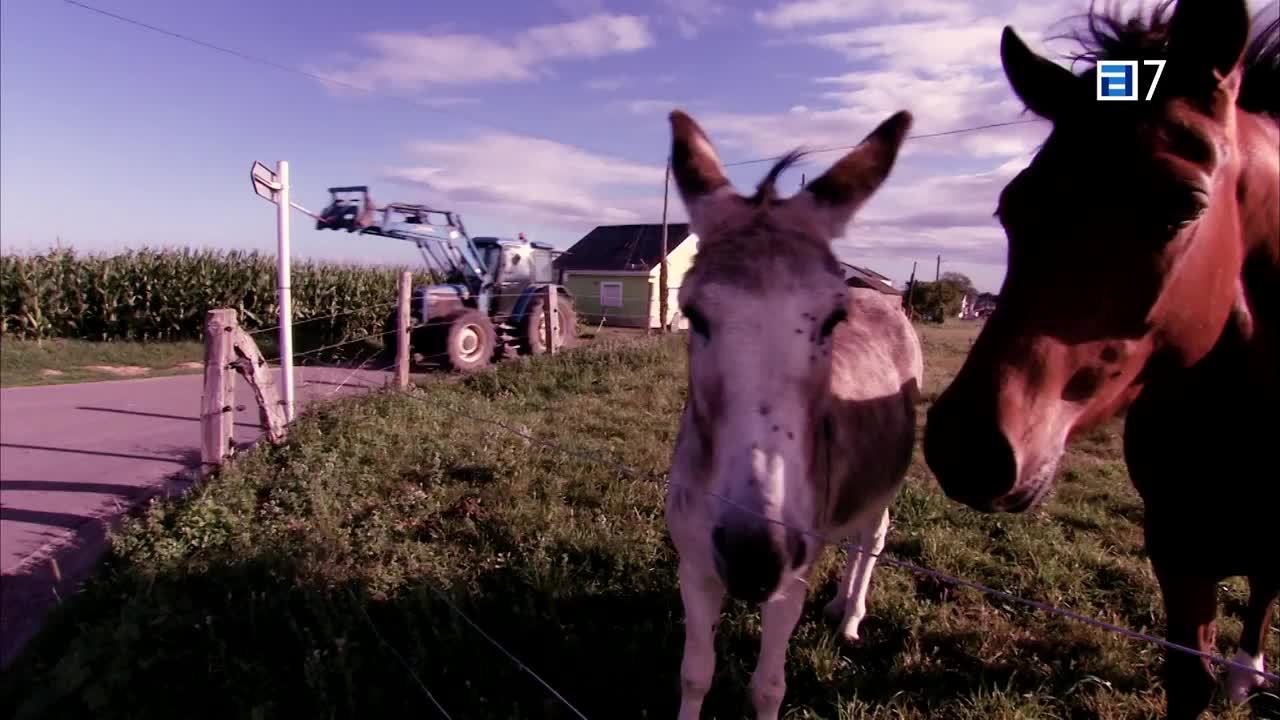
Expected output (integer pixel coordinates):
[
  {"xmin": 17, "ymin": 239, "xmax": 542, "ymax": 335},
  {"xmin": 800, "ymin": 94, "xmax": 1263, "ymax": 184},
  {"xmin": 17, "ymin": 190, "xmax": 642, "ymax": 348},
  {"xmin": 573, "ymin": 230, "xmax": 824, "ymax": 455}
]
[{"xmin": 554, "ymin": 223, "xmax": 698, "ymax": 329}]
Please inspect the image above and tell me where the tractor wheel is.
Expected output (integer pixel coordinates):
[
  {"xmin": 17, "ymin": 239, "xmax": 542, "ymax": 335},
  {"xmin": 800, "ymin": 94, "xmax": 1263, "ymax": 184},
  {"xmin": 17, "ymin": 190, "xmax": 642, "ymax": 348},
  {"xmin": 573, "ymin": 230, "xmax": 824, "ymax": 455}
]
[
  {"xmin": 522, "ymin": 292, "xmax": 578, "ymax": 355},
  {"xmin": 442, "ymin": 309, "xmax": 496, "ymax": 373}
]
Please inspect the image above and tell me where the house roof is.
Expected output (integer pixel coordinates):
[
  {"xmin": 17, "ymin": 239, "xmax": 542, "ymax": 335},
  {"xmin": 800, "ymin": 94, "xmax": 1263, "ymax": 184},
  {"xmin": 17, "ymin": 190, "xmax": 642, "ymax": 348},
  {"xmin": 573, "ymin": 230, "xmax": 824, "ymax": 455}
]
[
  {"xmin": 841, "ymin": 262, "xmax": 901, "ymax": 295},
  {"xmin": 554, "ymin": 223, "xmax": 692, "ymax": 272}
]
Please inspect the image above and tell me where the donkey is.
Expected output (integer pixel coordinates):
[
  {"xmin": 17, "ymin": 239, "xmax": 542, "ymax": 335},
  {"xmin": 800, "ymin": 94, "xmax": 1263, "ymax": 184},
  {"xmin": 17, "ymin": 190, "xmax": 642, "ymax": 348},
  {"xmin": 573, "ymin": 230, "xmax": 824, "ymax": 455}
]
[
  {"xmin": 922, "ymin": 1, "xmax": 1278, "ymax": 717},
  {"xmin": 663, "ymin": 109, "xmax": 922, "ymax": 720}
]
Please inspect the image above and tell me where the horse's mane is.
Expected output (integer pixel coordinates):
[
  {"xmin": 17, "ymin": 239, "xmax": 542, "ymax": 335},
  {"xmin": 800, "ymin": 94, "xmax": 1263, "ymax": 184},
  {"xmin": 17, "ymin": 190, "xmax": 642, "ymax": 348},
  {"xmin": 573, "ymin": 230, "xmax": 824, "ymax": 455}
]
[
  {"xmin": 1240, "ymin": 13, "xmax": 1280, "ymax": 116},
  {"xmin": 1053, "ymin": 1, "xmax": 1280, "ymax": 117}
]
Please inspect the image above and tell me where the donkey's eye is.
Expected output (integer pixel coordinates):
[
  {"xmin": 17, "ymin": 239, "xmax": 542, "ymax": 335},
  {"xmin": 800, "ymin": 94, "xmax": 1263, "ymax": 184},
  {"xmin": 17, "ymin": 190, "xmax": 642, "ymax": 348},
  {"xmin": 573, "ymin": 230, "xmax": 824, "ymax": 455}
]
[
  {"xmin": 683, "ymin": 306, "xmax": 710, "ymax": 338},
  {"xmin": 819, "ymin": 308, "xmax": 847, "ymax": 339}
]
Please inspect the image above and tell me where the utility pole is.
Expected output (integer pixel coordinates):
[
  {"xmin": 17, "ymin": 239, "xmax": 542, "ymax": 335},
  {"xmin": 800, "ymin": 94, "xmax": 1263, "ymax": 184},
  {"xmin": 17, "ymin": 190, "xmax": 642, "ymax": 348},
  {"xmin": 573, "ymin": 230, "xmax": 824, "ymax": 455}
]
[
  {"xmin": 659, "ymin": 155, "xmax": 671, "ymax": 334},
  {"xmin": 935, "ymin": 254, "xmax": 941, "ymax": 283},
  {"xmin": 905, "ymin": 261, "xmax": 918, "ymax": 321}
]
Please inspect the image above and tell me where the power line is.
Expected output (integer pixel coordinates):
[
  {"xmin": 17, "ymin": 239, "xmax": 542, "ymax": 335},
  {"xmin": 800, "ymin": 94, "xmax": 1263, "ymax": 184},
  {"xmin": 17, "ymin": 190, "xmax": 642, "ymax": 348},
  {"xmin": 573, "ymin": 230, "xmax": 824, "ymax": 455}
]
[
  {"xmin": 59, "ymin": 0, "xmax": 1041, "ymax": 172},
  {"xmin": 58, "ymin": 0, "xmax": 546, "ymax": 139},
  {"xmin": 721, "ymin": 119, "xmax": 1043, "ymax": 168}
]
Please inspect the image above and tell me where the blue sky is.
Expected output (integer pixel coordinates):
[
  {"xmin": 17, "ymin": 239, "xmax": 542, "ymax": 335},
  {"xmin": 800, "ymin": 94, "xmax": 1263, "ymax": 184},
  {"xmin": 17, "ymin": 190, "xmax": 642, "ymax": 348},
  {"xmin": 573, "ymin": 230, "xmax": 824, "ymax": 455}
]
[{"xmin": 2, "ymin": 0, "xmax": 1275, "ymax": 293}]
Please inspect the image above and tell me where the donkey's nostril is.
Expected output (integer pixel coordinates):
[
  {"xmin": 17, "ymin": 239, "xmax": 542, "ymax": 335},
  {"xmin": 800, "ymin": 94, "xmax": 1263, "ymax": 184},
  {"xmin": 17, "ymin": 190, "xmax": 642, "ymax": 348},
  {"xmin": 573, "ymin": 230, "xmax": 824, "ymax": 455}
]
[{"xmin": 710, "ymin": 523, "xmax": 783, "ymax": 603}]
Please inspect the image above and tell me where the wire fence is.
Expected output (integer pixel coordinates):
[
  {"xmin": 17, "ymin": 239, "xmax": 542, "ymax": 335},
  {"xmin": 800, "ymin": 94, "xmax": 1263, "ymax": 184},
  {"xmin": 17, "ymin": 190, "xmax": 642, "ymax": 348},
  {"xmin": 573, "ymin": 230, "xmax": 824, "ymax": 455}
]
[
  {"xmin": 219, "ymin": 299, "xmax": 1277, "ymax": 719},
  {"xmin": 417, "ymin": 392, "xmax": 1280, "ymax": 686},
  {"xmin": 62, "ymin": 0, "xmax": 1273, "ymax": 707}
]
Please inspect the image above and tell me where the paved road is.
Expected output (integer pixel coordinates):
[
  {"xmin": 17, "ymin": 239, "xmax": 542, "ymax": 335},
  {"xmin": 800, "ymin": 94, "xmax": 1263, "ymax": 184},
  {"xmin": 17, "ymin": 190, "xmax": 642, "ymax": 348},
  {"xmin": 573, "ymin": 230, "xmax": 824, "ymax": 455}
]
[{"xmin": 0, "ymin": 366, "xmax": 396, "ymax": 668}]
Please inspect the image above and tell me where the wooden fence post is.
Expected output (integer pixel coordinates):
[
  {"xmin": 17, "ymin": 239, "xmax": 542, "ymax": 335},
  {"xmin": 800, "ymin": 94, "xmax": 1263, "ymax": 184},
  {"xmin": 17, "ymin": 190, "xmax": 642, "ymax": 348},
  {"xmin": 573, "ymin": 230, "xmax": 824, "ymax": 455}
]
[
  {"xmin": 228, "ymin": 327, "xmax": 288, "ymax": 444},
  {"xmin": 397, "ymin": 271, "xmax": 411, "ymax": 389},
  {"xmin": 201, "ymin": 309, "xmax": 236, "ymax": 467},
  {"xmin": 544, "ymin": 285, "xmax": 559, "ymax": 355}
]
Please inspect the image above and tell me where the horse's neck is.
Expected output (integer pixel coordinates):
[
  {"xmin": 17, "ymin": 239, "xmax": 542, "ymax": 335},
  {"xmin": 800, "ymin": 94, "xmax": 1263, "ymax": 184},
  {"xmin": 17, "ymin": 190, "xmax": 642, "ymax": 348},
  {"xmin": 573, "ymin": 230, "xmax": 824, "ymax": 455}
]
[{"xmin": 1202, "ymin": 111, "xmax": 1280, "ymax": 395}]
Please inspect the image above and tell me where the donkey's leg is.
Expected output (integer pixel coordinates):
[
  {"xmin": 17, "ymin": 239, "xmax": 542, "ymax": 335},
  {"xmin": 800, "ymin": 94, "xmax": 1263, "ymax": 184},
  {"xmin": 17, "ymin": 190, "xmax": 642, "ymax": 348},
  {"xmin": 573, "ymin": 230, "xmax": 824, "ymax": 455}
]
[
  {"xmin": 825, "ymin": 506, "xmax": 890, "ymax": 643},
  {"xmin": 1226, "ymin": 576, "xmax": 1277, "ymax": 704},
  {"xmin": 750, "ymin": 576, "xmax": 808, "ymax": 720},
  {"xmin": 1153, "ymin": 563, "xmax": 1220, "ymax": 720},
  {"xmin": 677, "ymin": 561, "xmax": 724, "ymax": 720},
  {"xmin": 823, "ymin": 531, "xmax": 861, "ymax": 621}
]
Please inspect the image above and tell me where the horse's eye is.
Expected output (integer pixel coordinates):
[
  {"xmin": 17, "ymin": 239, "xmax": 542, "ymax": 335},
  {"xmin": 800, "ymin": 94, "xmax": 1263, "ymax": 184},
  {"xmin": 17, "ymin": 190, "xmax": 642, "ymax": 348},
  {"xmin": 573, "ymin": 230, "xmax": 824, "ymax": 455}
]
[
  {"xmin": 683, "ymin": 306, "xmax": 710, "ymax": 338},
  {"xmin": 819, "ymin": 308, "xmax": 847, "ymax": 339}
]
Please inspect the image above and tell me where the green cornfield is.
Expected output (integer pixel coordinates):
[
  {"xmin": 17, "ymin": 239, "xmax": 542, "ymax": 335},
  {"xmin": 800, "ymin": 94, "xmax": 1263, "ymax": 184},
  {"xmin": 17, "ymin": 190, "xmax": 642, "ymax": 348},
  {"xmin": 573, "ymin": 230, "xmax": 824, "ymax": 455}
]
[{"xmin": 0, "ymin": 247, "xmax": 431, "ymax": 345}]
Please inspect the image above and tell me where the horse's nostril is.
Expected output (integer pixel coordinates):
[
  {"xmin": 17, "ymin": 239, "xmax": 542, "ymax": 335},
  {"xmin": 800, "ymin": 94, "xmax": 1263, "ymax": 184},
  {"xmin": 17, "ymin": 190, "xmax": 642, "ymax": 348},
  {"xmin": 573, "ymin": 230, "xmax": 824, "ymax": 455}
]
[{"xmin": 924, "ymin": 401, "xmax": 1018, "ymax": 512}]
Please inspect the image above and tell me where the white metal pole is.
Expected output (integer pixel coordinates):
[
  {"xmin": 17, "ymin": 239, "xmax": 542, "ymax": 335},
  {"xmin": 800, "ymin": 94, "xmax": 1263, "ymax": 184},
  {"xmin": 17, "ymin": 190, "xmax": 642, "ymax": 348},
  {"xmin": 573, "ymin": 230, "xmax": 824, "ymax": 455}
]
[{"xmin": 276, "ymin": 160, "xmax": 296, "ymax": 422}]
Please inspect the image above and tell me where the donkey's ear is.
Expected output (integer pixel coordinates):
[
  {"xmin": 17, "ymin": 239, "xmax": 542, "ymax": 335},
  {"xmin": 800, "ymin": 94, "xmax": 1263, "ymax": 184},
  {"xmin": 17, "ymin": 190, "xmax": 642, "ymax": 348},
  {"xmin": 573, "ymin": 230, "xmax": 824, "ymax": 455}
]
[
  {"xmin": 792, "ymin": 110, "xmax": 912, "ymax": 240},
  {"xmin": 669, "ymin": 110, "xmax": 735, "ymax": 230},
  {"xmin": 1166, "ymin": 0, "xmax": 1250, "ymax": 98},
  {"xmin": 1001, "ymin": 26, "xmax": 1077, "ymax": 120}
]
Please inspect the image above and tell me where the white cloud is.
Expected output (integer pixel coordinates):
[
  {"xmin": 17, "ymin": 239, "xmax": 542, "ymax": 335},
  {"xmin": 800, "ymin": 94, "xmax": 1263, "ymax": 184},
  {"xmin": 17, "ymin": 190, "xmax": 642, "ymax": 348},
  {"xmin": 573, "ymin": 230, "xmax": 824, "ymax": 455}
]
[
  {"xmin": 316, "ymin": 14, "xmax": 654, "ymax": 92},
  {"xmin": 661, "ymin": 0, "xmax": 728, "ymax": 39},
  {"xmin": 754, "ymin": 0, "xmax": 966, "ymax": 30},
  {"xmin": 384, "ymin": 134, "xmax": 671, "ymax": 228},
  {"xmin": 697, "ymin": 0, "xmax": 1073, "ymax": 162}
]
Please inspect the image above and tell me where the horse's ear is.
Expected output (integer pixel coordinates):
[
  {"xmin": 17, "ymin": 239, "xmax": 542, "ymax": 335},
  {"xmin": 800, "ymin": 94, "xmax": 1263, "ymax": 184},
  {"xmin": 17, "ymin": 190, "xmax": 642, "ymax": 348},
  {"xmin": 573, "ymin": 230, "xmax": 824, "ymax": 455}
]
[
  {"xmin": 669, "ymin": 110, "xmax": 736, "ymax": 232},
  {"xmin": 1166, "ymin": 0, "xmax": 1250, "ymax": 97},
  {"xmin": 792, "ymin": 110, "xmax": 912, "ymax": 240},
  {"xmin": 1001, "ymin": 26, "xmax": 1077, "ymax": 120}
]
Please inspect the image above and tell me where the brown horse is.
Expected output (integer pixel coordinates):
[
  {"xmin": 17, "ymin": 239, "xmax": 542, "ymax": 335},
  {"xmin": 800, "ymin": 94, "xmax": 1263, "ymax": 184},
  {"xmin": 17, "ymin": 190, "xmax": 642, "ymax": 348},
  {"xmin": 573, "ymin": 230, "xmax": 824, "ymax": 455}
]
[{"xmin": 922, "ymin": 0, "xmax": 1278, "ymax": 717}]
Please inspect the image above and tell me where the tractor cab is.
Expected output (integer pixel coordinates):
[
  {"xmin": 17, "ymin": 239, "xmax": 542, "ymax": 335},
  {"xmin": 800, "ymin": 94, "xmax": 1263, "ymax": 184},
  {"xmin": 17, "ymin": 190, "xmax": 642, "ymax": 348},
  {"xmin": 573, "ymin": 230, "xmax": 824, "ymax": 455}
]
[{"xmin": 472, "ymin": 234, "xmax": 557, "ymax": 318}]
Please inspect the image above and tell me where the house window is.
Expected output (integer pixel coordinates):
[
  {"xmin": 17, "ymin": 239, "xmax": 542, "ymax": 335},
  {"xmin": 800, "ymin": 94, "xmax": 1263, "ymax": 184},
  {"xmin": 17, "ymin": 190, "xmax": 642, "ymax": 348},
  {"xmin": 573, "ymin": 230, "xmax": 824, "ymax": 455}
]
[{"xmin": 600, "ymin": 281, "xmax": 623, "ymax": 308}]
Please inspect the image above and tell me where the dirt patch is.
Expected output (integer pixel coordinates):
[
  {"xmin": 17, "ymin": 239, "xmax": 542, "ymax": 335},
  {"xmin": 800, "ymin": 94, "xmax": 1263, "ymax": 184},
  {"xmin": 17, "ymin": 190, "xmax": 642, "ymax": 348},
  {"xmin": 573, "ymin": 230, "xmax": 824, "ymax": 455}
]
[
  {"xmin": 39, "ymin": 369, "xmax": 65, "ymax": 377},
  {"xmin": 80, "ymin": 365, "xmax": 152, "ymax": 377},
  {"xmin": 174, "ymin": 362, "xmax": 203, "ymax": 370}
]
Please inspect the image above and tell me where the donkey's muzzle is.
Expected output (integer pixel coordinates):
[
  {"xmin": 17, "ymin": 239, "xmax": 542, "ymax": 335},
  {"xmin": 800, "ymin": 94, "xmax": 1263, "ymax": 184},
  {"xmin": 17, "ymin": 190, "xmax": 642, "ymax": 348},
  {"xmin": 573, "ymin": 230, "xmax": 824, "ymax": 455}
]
[{"xmin": 711, "ymin": 523, "xmax": 783, "ymax": 604}]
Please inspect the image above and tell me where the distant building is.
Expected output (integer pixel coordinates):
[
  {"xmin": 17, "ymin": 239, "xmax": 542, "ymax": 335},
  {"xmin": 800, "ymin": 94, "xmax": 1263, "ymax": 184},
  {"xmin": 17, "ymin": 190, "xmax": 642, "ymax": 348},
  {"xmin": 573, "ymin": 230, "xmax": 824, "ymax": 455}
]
[
  {"xmin": 553, "ymin": 223, "xmax": 697, "ymax": 329},
  {"xmin": 961, "ymin": 292, "xmax": 998, "ymax": 319},
  {"xmin": 840, "ymin": 263, "xmax": 901, "ymax": 296}
]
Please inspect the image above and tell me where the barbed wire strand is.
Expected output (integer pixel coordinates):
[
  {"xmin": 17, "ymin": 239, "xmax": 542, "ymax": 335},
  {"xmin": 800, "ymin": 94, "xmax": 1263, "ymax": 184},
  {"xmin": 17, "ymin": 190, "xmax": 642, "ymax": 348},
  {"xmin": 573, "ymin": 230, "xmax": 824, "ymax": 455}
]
[
  {"xmin": 347, "ymin": 588, "xmax": 454, "ymax": 720},
  {"xmin": 248, "ymin": 300, "xmax": 401, "ymax": 337},
  {"xmin": 421, "ymin": 582, "xmax": 591, "ymax": 720},
  {"xmin": 323, "ymin": 351, "xmax": 380, "ymax": 396},
  {"xmin": 412, "ymin": 389, "xmax": 1279, "ymax": 684},
  {"xmin": 272, "ymin": 312, "xmax": 666, "ymax": 366}
]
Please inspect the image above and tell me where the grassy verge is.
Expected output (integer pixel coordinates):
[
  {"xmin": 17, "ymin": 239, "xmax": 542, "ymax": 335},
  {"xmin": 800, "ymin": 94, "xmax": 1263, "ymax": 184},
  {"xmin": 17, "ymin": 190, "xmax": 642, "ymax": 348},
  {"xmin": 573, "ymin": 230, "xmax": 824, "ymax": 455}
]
[
  {"xmin": 0, "ymin": 338, "xmax": 205, "ymax": 387},
  {"xmin": 1, "ymin": 325, "xmax": 1273, "ymax": 719},
  {"xmin": 0, "ymin": 329, "xmax": 389, "ymax": 388}
]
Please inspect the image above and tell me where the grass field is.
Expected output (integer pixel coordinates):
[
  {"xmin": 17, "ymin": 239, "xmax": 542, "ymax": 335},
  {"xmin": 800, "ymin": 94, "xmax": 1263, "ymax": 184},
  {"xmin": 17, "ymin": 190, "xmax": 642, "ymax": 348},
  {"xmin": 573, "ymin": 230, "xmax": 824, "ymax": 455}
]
[{"xmin": 1, "ymin": 323, "xmax": 1275, "ymax": 719}]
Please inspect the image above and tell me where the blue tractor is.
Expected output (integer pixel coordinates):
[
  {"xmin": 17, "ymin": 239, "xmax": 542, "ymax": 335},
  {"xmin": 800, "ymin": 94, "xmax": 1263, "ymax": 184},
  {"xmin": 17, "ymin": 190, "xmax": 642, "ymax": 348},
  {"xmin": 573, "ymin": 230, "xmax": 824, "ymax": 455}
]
[{"xmin": 316, "ymin": 186, "xmax": 577, "ymax": 372}]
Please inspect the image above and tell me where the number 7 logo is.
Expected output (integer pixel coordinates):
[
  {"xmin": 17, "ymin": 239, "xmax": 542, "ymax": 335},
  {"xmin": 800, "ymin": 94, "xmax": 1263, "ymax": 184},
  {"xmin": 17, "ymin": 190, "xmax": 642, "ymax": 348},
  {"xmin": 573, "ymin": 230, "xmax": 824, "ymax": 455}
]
[{"xmin": 1143, "ymin": 59, "xmax": 1167, "ymax": 101}]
